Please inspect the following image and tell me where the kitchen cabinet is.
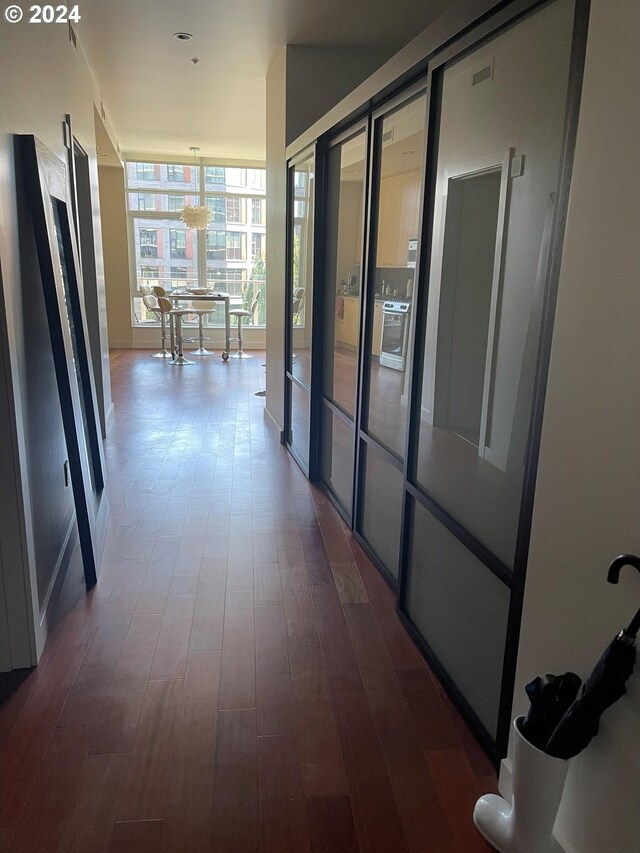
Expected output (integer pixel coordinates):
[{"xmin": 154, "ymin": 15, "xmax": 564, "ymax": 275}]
[
  {"xmin": 335, "ymin": 295, "xmax": 359, "ymax": 348},
  {"xmin": 376, "ymin": 170, "xmax": 421, "ymax": 267},
  {"xmin": 372, "ymin": 301, "xmax": 383, "ymax": 357}
]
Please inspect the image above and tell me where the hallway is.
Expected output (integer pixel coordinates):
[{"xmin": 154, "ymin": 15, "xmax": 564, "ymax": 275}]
[{"xmin": 0, "ymin": 350, "xmax": 494, "ymax": 852}]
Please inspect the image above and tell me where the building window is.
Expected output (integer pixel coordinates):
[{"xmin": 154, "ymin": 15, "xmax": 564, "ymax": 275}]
[
  {"xmin": 251, "ymin": 198, "xmax": 264, "ymax": 225},
  {"xmin": 167, "ymin": 164, "xmax": 185, "ymax": 182},
  {"xmin": 206, "ymin": 197, "xmax": 225, "ymax": 223},
  {"xmin": 168, "ymin": 195, "xmax": 184, "ymax": 212},
  {"xmin": 136, "ymin": 163, "xmax": 155, "ymax": 181},
  {"xmin": 226, "ymin": 197, "xmax": 242, "ymax": 223},
  {"xmin": 140, "ymin": 266, "xmax": 160, "ymax": 282},
  {"xmin": 140, "ymin": 228, "xmax": 158, "ymax": 258},
  {"xmin": 252, "ymin": 233, "xmax": 264, "ymax": 260},
  {"xmin": 170, "ymin": 266, "xmax": 187, "ymax": 279},
  {"xmin": 206, "ymin": 231, "xmax": 225, "ymax": 261},
  {"xmin": 226, "ymin": 231, "xmax": 245, "ymax": 260},
  {"xmin": 137, "ymin": 193, "xmax": 157, "ymax": 211},
  {"xmin": 205, "ymin": 166, "xmax": 225, "ymax": 184},
  {"xmin": 169, "ymin": 229, "xmax": 187, "ymax": 259}
]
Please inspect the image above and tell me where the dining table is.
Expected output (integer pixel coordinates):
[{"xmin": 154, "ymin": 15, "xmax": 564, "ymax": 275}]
[{"xmin": 167, "ymin": 290, "xmax": 233, "ymax": 361}]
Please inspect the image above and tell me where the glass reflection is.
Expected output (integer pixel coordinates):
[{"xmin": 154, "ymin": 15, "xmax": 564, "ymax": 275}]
[
  {"xmin": 322, "ymin": 131, "xmax": 367, "ymax": 417},
  {"xmin": 365, "ymin": 94, "xmax": 427, "ymax": 459},
  {"xmin": 415, "ymin": 0, "xmax": 575, "ymax": 566},
  {"xmin": 52, "ymin": 198, "xmax": 100, "ymax": 493},
  {"xmin": 290, "ymin": 153, "xmax": 315, "ymax": 387}
]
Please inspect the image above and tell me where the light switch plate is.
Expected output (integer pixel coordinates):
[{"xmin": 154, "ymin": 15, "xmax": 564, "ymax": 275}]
[{"xmin": 511, "ymin": 154, "xmax": 525, "ymax": 177}]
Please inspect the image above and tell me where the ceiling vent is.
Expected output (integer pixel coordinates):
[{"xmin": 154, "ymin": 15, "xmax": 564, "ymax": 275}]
[
  {"xmin": 382, "ymin": 127, "xmax": 394, "ymax": 145},
  {"xmin": 472, "ymin": 60, "xmax": 494, "ymax": 87}
]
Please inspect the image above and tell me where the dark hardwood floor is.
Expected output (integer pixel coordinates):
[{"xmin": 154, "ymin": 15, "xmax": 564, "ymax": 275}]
[{"xmin": 0, "ymin": 349, "xmax": 495, "ymax": 852}]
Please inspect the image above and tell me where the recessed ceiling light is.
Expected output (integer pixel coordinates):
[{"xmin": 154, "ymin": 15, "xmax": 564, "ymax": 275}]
[{"xmin": 174, "ymin": 32, "xmax": 193, "ymax": 40}]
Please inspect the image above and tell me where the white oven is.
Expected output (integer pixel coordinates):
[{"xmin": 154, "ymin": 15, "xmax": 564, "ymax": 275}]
[{"xmin": 380, "ymin": 299, "xmax": 411, "ymax": 371}]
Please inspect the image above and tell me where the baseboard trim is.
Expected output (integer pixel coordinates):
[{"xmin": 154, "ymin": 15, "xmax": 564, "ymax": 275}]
[
  {"xmin": 38, "ymin": 513, "xmax": 77, "ymax": 630},
  {"xmin": 105, "ymin": 401, "xmax": 115, "ymax": 436},
  {"xmin": 264, "ymin": 406, "xmax": 285, "ymax": 442}
]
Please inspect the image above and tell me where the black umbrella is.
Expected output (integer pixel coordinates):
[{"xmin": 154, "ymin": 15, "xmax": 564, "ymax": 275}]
[
  {"xmin": 544, "ymin": 554, "xmax": 639, "ymax": 759},
  {"xmin": 521, "ymin": 671, "xmax": 582, "ymax": 751}
]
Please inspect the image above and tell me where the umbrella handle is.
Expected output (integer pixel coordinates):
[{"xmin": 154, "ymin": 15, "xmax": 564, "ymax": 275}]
[
  {"xmin": 607, "ymin": 554, "xmax": 640, "ymax": 584},
  {"xmin": 607, "ymin": 554, "xmax": 640, "ymax": 640}
]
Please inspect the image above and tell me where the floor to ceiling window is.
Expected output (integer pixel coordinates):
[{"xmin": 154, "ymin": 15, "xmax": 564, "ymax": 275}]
[{"xmin": 127, "ymin": 162, "xmax": 266, "ymax": 328}]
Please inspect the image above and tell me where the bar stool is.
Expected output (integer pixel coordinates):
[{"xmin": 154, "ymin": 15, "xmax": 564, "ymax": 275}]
[
  {"xmin": 168, "ymin": 303, "xmax": 195, "ymax": 366},
  {"xmin": 157, "ymin": 296, "xmax": 176, "ymax": 360},
  {"xmin": 143, "ymin": 294, "xmax": 172, "ymax": 359},
  {"xmin": 189, "ymin": 300, "xmax": 215, "ymax": 356},
  {"xmin": 228, "ymin": 290, "xmax": 261, "ymax": 359}
]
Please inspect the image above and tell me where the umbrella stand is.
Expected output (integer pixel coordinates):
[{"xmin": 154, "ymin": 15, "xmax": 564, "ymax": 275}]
[
  {"xmin": 474, "ymin": 554, "xmax": 640, "ymax": 850},
  {"xmin": 474, "ymin": 717, "xmax": 569, "ymax": 853}
]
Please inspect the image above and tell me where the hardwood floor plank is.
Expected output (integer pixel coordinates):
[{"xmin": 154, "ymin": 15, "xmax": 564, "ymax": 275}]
[
  {"xmin": 310, "ymin": 584, "xmax": 362, "ymax": 692},
  {"xmin": 331, "ymin": 562, "xmax": 369, "ymax": 604},
  {"xmin": 116, "ymin": 679, "xmax": 183, "ymax": 822},
  {"xmin": 0, "ymin": 648, "xmax": 89, "ymax": 842},
  {"xmin": 288, "ymin": 637, "xmax": 350, "ymax": 798},
  {"xmin": 211, "ymin": 709, "xmax": 258, "ymax": 853},
  {"xmin": 149, "ymin": 594, "xmax": 196, "ymax": 681},
  {"xmin": 9, "ymin": 726, "xmax": 92, "ymax": 852},
  {"xmin": 219, "ymin": 588, "xmax": 255, "ymax": 710},
  {"xmin": 161, "ymin": 651, "xmax": 221, "ymax": 852},
  {"xmin": 300, "ymin": 527, "xmax": 334, "ymax": 585},
  {"xmin": 189, "ymin": 587, "xmax": 225, "ymax": 652},
  {"xmin": 258, "ymin": 734, "xmax": 310, "ymax": 853},
  {"xmin": 59, "ymin": 753, "xmax": 133, "ymax": 853},
  {"xmin": 254, "ymin": 562, "xmax": 282, "ymax": 605},
  {"xmin": 90, "ymin": 613, "xmax": 163, "ymax": 755},
  {"xmin": 426, "ymin": 749, "xmax": 495, "ymax": 852},
  {"xmin": 306, "ymin": 795, "xmax": 359, "ymax": 853},
  {"xmin": 376, "ymin": 612, "xmax": 427, "ymax": 672},
  {"xmin": 255, "ymin": 604, "xmax": 293, "ymax": 736},
  {"xmin": 108, "ymin": 820, "xmax": 164, "ymax": 852},
  {"xmin": 343, "ymin": 603, "xmax": 453, "ymax": 849},
  {"xmin": 330, "ymin": 686, "xmax": 409, "ymax": 853},
  {"xmin": 280, "ymin": 570, "xmax": 318, "ymax": 641},
  {"xmin": 397, "ymin": 669, "xmax": 460, "ymax": 752}
]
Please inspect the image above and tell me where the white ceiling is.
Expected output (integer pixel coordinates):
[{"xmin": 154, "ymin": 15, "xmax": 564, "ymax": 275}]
[{"xmin": 78, "ymin": 0, "xmax": 452, "ymax": 162}]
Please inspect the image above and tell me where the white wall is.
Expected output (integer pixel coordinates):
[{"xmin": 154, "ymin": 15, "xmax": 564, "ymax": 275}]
[
  {"xmin": 0, "ymin": 19, "xmax": 114, "ymax": 665},
  {"xmin": 504, "ymin": 1, "xmax": 640, "ymax": 850},
  {"xmin": 265, "ymin": 49, "xmax": 287, "ymax": 434}
]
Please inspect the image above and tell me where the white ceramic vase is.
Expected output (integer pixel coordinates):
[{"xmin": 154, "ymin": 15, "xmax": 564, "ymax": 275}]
[{"xmin": 473, "ymin": 716, "xmax": 570, "ymax": 853}]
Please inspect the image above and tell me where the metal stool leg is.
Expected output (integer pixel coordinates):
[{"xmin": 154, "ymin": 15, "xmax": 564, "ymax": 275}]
[
  {"xmin": 230, "ymin": 315, "xmax": 253, "ymax": 359},
  {"xmin": 151, "ymin": 312, "xmax": 172, "ymax": 358},
  {"xmin": 171, "ymin": 314, "xmax": 194, "ymax": 365},
  {"xmin": 191, "ymin": 312, "xmax": 213, "ymax": 356}
]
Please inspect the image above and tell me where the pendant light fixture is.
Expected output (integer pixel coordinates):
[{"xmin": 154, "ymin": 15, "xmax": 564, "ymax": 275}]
[{"xmin": 180, "ymin": 146, "xmax": 211, "ymax": 230}]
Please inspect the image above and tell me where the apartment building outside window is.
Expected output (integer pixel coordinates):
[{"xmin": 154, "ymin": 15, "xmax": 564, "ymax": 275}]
[
  {"xmin": 139, "ymin": 228, "xmax": 157, "ymax": 258},
  {"xmin": 226, "ymin": 197, "xmax": 243, "ymax": 223},
  {"xmin": 167, "ymin": 164, "xmax": 186, "ymax": 181},
  {"xmin": 127, "ymin": 160, "xmax": 266, "ymax": 326},
  {"xmin": 136, "ymin": 163, "xmax": 155, "ymax": 180},
  {"xmin": 251, "ymin": 198, "xmax": 264, "ymax": 225}
]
